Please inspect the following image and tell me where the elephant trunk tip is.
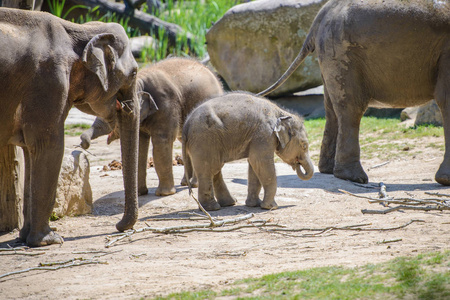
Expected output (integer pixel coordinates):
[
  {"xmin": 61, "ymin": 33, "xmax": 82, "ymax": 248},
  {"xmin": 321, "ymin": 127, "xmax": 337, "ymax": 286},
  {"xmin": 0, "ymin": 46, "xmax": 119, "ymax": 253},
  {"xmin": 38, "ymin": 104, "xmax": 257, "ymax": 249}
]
[{"xmin": 295, "ymin": 161, "xmax": 314, "ymax": 181}]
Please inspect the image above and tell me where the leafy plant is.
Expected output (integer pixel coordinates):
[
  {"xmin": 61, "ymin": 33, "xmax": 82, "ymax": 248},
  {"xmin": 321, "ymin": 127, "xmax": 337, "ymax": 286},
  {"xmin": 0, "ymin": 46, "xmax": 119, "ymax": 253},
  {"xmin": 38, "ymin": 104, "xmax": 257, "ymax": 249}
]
[{"xmin": 46, "ymin": 0, "xmax": 87, "ymax": 19}]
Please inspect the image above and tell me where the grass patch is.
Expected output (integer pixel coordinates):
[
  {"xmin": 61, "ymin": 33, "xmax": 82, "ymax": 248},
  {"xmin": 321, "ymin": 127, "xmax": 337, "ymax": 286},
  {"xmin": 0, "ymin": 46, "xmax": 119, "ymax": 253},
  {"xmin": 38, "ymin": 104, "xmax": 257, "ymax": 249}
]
[
  {"xmin": 303, "ymin": 117, "xmax": 444, "ymax": 162},
  {"xmin": 64, "ymin": 123, "xmax": 90, "ymax": 136},
  {"xmin": 152, "ymin": 251, "xmax": 450, "ymax": 299}
]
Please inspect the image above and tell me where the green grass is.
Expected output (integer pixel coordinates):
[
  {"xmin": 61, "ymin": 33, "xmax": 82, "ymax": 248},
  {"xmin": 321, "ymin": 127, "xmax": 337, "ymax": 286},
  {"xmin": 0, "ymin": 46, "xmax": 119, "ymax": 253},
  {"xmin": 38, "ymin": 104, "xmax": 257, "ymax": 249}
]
[
  {"xmin": 304, "ymin": 117, "xmax": 444, "ymax": 162},
  {"xmin": 140, "ymin": 0, "xmax": 244, "ymax": 61},
  {"xmin": 152, "ymin": 251, "xmax": 450, "ymax": 299},
  {"xmin": 64, "ymin": 123, "xmax": 90, "ymax": 136}
]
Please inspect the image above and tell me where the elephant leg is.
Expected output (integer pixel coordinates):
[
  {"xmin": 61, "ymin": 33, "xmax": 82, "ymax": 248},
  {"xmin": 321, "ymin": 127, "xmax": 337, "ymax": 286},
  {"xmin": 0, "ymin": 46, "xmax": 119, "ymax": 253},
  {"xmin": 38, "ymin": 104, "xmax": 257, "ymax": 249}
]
[
  {"xmin": 434, "ymin": 61, "xmax": 450, "ymax": 185},
  {"xmin": 245, "ymin": 161, "xmax": 262, "ymax": 207},
  {"xmin": 319, "ymin": 83, "xmax": 338, "ymax": 174},
  {"xmin": 19, "ymin": 148, "xmax": 31, "ymax": 242},
  {"xmin": 152, "ymin": 135, "xmax": 176, "ymax": 196},
  {"xmin": 196, "ymin": 172, "xmax": 220, "ymax": 211},
  {"xmin": 332, "ymin": 96, "xmax": 367, "ymax": 183},
  {"xmin": 213, "ymin": 170, "xmax": 236, "ymax": 207},
  {"xmin": 24, "ymin": 130, "xmax": 65, "ymax": 246},
  {"xmin": 138, "ymin": 131, "xmax": 150, "ymax": 196},
  {"xmin": 248, "ymin": 156, "xmax": 278, "ymax": 210}
]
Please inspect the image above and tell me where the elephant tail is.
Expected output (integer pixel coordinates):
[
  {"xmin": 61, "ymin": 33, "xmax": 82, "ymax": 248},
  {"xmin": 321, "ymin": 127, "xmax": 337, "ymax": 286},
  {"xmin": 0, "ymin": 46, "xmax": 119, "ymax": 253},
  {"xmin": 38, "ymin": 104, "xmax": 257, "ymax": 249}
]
[
  {"xmin": 257, "ymin": 0, "xmax": 334, "ymax": 97},
  {"xmin": 257, "ymin": 31, "xmax": 316, "ymax": 97}
]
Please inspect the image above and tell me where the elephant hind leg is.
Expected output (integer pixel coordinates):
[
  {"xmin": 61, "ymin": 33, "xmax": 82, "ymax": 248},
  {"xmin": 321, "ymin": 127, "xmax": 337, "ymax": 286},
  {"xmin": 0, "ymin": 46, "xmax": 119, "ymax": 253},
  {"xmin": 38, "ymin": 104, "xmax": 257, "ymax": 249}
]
[
  {"xmin": 245, "ymin": 162, "xmax": 262, "ymax": 207},
  {"xmin": 213, "ymin": 170, "xmax": 236, "ymax": 207},
  {"xmin": 318, "ymin": 83, "xmax": 338, "ymax": 174},
  {"xmin": 434, "ymin": 58, "xmax": 450, "ymax": 185}
]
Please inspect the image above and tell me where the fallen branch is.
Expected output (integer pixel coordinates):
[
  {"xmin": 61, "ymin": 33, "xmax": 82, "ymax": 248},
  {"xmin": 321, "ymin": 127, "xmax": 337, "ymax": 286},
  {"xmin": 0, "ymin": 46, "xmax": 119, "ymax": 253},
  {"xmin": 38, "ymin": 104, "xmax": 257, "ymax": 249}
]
[
  {"xmin": 369, "ymin": 161, "xmax": 390, "ymax": 170},
  {"xmin": 0, "ymin": 258, "xmax": 107, "ymax": 280},
  {"xmin": 0, "ymin": 246, "xmax": 45, "ymax": 256},
  {"xmin": 105, "ymin": 213, "xmax": 256, "ymax": 248}
]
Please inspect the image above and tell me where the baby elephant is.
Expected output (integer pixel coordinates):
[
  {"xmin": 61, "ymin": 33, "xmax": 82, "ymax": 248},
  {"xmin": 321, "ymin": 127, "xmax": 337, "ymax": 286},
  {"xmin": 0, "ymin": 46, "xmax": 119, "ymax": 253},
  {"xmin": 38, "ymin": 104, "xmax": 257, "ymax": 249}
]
[
  {"xmin": 182, "ymin": 92, "xmax": 314, "ymax": 211},
  {"xmin": 80, "ymin": 58, "xmax": 223, "ymax": 196}
]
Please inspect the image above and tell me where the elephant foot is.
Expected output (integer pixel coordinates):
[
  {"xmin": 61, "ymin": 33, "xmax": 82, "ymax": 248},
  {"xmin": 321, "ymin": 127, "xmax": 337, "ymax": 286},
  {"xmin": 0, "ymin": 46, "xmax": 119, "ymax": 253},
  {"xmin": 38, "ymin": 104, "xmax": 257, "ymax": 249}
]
[
  {"xmin": 180, "ymin": 177, "xmax": 198, "ymax": 188},
  {"xmin": 155, "ymin": 186, "xmax": 176, "ymax": 196},
  {"xmin": 245, "ymin": 197, "xmax": 262, "ymax": 207},
  {"xmin": 318, "ymin": 158, "xmax": 334, "ymax": 174},
  {"xmin": 27, "ymin": 229, "xmax": 64, "ymax": 247},
  {"xmin": 199, "ymin": 199, "xmax": 221, "ymax": 211},
  {"xmin": 334, "ymin": 162, "xmax": 368, "ymax": 184},
  {"xmin": 19, "ymin": 224, "xmax": 30, "ymax": 242},
  {"xmin": 138, "ymin": 186, "xmax": 149, "ymax": 196},
  {"xmin": 435, "ymin": 166, "xmax": 450, "ymax": 185},
  {"xmin": 261, "ymin": 199, "xmax": 278, "ymax": 210},
  {"xmin": 218, "ymin": 196, "xmax": 237, "ymax": 207}
]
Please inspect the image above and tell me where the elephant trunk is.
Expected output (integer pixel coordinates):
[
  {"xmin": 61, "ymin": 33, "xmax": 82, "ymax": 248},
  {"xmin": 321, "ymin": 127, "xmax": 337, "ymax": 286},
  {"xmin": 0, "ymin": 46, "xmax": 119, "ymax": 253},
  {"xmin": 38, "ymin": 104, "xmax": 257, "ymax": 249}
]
[
  {"xmin": 295, "ymin": 156, "xmax": 314, "ymax": 181},
  {"xmin": 115, "ymin": 90, "xmax": 140, "ymax": 232}
]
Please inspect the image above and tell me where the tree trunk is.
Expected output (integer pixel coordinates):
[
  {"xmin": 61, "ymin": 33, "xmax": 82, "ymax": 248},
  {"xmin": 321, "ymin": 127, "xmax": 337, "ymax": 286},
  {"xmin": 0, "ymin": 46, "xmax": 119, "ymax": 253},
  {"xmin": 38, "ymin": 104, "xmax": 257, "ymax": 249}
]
[
  {"xmin": 70, "ymin": 0, "xmax": 197, "ymax": 53},
  {"xmin": 0, "ymin": 146, "xmax": 24, "ymax": 231}
]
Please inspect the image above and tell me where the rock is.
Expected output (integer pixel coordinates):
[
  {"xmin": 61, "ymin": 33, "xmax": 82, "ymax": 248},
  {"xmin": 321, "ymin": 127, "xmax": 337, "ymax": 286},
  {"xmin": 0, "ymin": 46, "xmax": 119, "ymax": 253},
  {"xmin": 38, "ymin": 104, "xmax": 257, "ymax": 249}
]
[
  {"xmin": 54, "ymin": 150, "xmax": 93, "ymax": 218},
  {"xmin": 400, "ymin": 107, "xmax": 419, "ymax": 122},
  {"xmin": 130, "ymin": 36, "xmax": 156, "ymax": 58},
  {"xmin": 206, "ymin": 0, "xmax": 327, "ymax": 96},
  {"xmin": 414, "ymin": 100, "xmax": 443, "ymax": 127}
]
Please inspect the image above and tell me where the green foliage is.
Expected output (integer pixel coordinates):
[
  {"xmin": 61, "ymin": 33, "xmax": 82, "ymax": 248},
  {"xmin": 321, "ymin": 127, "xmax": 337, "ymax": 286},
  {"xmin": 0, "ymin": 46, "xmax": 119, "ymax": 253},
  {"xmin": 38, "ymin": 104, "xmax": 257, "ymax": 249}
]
[
  {"xmin": 151, "ymin": 251, "xmax": 450, "ymax": 300},
  {"xmin": 140, "ymin": 0, "xmax": 241, "ymax": 62},
  {"xmin": 46, "ymin": 0, "xmax": 87, "ymax": 19}
]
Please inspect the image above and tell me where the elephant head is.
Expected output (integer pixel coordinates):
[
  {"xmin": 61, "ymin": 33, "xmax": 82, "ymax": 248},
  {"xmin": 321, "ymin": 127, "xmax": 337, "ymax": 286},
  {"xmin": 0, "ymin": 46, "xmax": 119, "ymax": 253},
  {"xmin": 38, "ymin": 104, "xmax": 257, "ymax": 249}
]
[
  {"xmin": 274, "ymin": 115, "xmax": 314, "ymax": 181},
  {"xmin": 72, "ymin": 24, "xmax": 141, "ymax": 232}
]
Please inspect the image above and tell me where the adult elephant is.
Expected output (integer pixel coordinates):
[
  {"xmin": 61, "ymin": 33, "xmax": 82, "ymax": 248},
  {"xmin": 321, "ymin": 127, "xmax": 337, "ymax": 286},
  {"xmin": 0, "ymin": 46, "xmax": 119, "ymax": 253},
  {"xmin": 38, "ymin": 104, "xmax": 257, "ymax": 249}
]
[
  {"xmin": 0, "ymin": 8, "xmax": 140, "ymax": 246},
  {"xmin": 259, "ymin": 0, "xmax": 450, "ymax": 185}
]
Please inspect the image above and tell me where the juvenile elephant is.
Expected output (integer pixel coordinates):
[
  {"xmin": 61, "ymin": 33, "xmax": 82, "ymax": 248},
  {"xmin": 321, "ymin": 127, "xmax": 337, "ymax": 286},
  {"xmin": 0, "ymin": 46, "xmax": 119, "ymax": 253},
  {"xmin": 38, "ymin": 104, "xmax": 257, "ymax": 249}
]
[
  {"xmin": 259, "ymin": 0, "xmax": 450, "ymax": 185},
  {"xmin": 182, "ymin": 92, "xmax": 314, "ymax": 211},
  {"xmin": 0, "ymin": 8, "xmax": 140, "ymax": 246},
  {"xmin": 80, "ymin": 58, "xmax": 224, "ymax": 196}
]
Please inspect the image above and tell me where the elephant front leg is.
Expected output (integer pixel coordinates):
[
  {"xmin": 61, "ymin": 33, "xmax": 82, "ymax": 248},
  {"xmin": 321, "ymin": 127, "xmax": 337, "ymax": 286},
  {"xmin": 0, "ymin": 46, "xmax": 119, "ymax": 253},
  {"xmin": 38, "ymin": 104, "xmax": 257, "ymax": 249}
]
[
  {"xmin": 248, "ymin": 156, "xmax": 278, "ymax": 209},
  {"xmin": 213, "ymin": 170, "xmax": 236, "ymax": 207},
  {"xmin": 138, "ymin": 132, "xmax": 150, "ymax": 195},
  {"xmin": 19, "ymin": 148, "xmax": 31, "ymax": 242},
  {"xmin": 24, "ymin": 136, "xmax": 65, "ymax": 246},
  {"xmin": 245, "ymin": 162, "xmax": 262, "ymax": 207},
  {"xmin": 152, "ymin": 135, "xmax": 176, "ymax": 196}
]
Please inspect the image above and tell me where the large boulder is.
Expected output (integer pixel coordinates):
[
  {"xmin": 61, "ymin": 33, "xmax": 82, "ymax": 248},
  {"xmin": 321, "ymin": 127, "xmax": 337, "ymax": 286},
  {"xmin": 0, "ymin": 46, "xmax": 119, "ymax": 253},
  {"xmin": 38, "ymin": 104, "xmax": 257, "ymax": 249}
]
[
  {"xmin": 53, "ymin": 150, "xmax": 93, "ymax": 218},
  {"xmin": 206, "ymin": 0, "xmax": 327, "ymax": 97},
  {"xmin": 400, "ymin": 100, "xmax": 443, "ymax": 127}
]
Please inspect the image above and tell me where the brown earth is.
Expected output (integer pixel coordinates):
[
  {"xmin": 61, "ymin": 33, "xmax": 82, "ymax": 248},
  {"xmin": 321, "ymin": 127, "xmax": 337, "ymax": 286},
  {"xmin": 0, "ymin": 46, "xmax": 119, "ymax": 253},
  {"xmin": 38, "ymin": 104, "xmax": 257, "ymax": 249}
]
[{"xmin": 1, "ymin": 133, "xmax": 449, "ymax": 299}]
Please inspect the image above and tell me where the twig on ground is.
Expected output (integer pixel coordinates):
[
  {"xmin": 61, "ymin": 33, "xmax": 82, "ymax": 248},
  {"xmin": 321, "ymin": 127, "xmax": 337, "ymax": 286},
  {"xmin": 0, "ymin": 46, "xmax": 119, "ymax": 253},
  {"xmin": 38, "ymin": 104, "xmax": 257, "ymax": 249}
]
[
  {"xmin": 0, "ymin": 246, "xmax": 45, "ymax": 256},
  {"xmin": 378, "ymin": 238, "xmax": 402, "ymax": 244},
  {"xmin": 369, "ymin": 161, "xmax": 390, "ymax": 170}
]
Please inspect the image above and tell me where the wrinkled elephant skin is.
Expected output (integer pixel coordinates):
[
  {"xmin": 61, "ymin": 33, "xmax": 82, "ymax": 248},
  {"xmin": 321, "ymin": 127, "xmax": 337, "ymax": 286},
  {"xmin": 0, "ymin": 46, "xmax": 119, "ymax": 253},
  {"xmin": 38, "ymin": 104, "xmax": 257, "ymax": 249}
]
[
  {"xmin": 0, "ymin": 8, "xmax": 140, "ymax": 246},
  {"xmin": 183, "ymin": 92, "xmax": 314, "ymax": 211},
  {"xmin": 80, "ymin": 58, "xmax": 223, "ymax": 197},
  {"xmin": 259, "ymin": 0, "xmax": 450, "ymax": 185}
]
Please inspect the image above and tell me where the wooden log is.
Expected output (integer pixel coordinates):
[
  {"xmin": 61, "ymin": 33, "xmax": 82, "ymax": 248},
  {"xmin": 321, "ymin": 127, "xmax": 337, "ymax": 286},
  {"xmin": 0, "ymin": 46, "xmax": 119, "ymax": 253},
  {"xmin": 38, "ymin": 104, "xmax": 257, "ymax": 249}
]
[
  {"xmin": 70, "ymin": 0, "xmax": 197, "ymax": 53},
  {"xmin": 0, "ymin": 146, "xmax": 24, "ymax": 231}
]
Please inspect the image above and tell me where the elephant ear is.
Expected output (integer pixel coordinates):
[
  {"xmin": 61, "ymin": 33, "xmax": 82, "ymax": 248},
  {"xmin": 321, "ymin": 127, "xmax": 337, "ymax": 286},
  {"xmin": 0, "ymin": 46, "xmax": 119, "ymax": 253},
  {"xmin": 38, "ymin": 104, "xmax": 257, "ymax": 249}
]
[
  {"xmin": 82, "ymin": 33, "xmax": 117, "ymax": 92},
  {"xmin": 139, "ymin": 91, "xmax": 159, "ymax": 123},
  {"xmin": 274, "ymin": 116, "xmax": 292, "ymax": 149}
]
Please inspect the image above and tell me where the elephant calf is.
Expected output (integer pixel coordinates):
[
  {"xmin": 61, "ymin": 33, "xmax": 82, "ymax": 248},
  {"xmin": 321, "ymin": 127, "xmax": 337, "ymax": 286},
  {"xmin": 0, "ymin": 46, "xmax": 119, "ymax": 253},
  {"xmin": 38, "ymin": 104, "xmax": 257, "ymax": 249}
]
[
  {"xmin": 182, "ymin": 92, "xmax": 314, "ymax": 211},
  {"xmin": 80, "ymin": 58, "xmax": 223, "ymax": 196}
]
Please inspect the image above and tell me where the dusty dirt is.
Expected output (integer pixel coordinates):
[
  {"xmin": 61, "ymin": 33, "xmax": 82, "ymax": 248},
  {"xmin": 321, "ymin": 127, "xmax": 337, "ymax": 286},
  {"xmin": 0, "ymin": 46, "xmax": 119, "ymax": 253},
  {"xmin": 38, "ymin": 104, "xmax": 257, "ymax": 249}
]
[{"xmin": 1, "ymin": 133, "xmax": 449, "ymax": 299}]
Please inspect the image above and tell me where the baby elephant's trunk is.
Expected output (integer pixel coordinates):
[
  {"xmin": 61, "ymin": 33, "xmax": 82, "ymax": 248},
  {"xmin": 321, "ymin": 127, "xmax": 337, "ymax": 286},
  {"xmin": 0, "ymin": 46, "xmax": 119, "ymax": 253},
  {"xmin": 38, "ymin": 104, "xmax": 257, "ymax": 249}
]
[{"xmin": 295, "ymin": 157, "xmax": 314, "ymax": 181}]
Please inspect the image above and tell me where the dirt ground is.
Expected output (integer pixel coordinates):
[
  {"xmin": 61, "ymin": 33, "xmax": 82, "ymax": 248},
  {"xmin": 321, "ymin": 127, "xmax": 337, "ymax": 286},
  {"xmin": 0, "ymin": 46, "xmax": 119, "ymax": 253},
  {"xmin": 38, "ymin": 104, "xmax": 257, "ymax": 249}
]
[{"xmin": 1, "ymin": 132, "xmax": 449, "ymax": 299}]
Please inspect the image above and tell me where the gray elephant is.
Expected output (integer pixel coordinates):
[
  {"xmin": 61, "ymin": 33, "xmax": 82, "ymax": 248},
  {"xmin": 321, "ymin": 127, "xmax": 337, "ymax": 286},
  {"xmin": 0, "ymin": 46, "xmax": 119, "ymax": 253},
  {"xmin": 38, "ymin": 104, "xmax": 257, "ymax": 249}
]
[
  {"xmin": 0, "ymin": 8, "xmax": 140, "ymax": 246},
  {"xmin": 259, "ymin": 0, "xmax": 450, "ymax": 185},
  {"xmin": 80, "ymin": 58, "xmax": 224, "ymax": 196},
  {"xmin": 182, "ymin": 92, "xmax": 314, "ymax": 211}
]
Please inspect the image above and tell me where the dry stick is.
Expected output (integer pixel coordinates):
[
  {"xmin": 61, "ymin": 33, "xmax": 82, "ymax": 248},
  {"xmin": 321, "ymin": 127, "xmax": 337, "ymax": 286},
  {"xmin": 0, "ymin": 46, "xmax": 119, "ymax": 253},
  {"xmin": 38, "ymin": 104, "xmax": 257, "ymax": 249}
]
[
  {"xmin": 265, "ymin": 219, "xmax": 424, "ymax": 234},
  {"xmin": 0, "ymin": 259, "xmax": 107, "ymax": 280},
  {"xmin": 369, "ymin": 161, "xmax": 390, "ymax": 170},
  {"xmin": 425, "ymin": 192, "xmax": 450, "ymax": 198},
  {"xmin": 105, "ymin": 213, "xmax": 256, "ymax": 248},
  {"xmin": 362, "ymin": 206, "xmax": 449, "ymax": 214}
]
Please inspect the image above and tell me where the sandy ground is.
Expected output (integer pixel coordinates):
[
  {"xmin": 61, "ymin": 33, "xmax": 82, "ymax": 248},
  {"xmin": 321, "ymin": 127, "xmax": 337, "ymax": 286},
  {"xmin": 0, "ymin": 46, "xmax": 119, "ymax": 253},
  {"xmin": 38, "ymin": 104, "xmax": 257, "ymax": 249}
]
[{"xmin": 1, "ymin": 130, "xmax": 449, "ymax": 299}]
